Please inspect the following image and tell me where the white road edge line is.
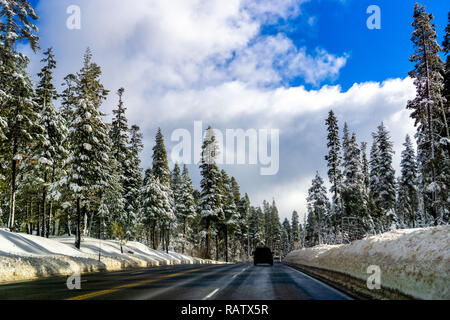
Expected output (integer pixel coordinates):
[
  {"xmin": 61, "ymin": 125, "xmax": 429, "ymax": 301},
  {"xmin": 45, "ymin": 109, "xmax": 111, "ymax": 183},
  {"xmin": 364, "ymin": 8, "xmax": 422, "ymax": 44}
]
[
  {"xmin": 202, "ymin": 288, "xmax": 220, "ymax": 300},
  {"xmin": 232, "ymin": 266, "xmax": 249, "ymax": 279}
]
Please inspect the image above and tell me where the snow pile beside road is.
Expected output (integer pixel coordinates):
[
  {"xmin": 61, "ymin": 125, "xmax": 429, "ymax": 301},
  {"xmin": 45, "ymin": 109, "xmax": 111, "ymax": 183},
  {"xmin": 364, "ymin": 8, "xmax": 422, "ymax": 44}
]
[
  {"xmin": 0, "ymin": 229, "xmax": 220, "ymax": 283},
  {"xmin": 283, "ymin": 226, "xmax": 450, "ymax": 300}
]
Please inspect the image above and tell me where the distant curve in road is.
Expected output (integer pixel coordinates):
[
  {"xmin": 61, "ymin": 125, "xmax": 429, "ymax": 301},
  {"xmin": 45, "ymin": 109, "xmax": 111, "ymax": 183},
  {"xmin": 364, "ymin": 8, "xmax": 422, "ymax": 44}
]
[{"xmin": 0, "ymin": 263, "xmax": 351, "ymax": 300}]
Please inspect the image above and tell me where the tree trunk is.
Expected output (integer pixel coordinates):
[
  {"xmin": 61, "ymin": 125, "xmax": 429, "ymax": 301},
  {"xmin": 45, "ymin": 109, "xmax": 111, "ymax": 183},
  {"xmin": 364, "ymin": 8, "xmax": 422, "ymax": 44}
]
[
  {"xmin": 225, "ymin": 227, "xmax": 228, "ymax": 262},
  {"xmin": 75, "ymin": 197, "xmax": 81, "ymax": 249},
  {"xmin": 41, "ymin": 182, "xmax": 47, "ymax": 238},
  {"xmin": 83, "ymin": 206, "xmax": 88, "ymax": 236},
  {"xmin": 8, "ymin": 137, "xmax": 18, "ymax": 231},
  {"xmin": 422, "ymin": 29, "xmax": 438, "ymax": 226},
  {"xmin": 166, "ymin": 227, "xmax": 169, "ymax": 254},
  {"xmin": 205, "ymin": 220, "xmax": 211, "ymax": 259},
  {"xmin": 37, "ymin": 202, "xmax": 41, "ymax": 236},
  {"xmin": 215, "ymin": 233, "xmax": 219, "ymax": 261},
  {"xmin": 182, "ymin": 218, "xmax": 186, "ymax": 254}
]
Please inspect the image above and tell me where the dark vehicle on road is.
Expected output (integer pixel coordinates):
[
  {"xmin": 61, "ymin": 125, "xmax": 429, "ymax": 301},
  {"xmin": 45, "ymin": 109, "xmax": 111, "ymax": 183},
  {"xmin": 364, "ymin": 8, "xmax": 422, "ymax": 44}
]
[{"xmin": 253, "ymin": 247, "xmax": 273, "ymax": 266}]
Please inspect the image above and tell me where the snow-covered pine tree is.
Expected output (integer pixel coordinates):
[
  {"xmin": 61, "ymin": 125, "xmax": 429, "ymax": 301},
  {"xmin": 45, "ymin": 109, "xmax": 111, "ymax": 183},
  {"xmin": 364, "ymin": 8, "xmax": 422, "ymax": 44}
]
[
  {"xmin": 442, "ymin": 12, "xmax": 450, "ymax": 146},
  {"xmin": 171, "ymin": 163, "xmax": 183, "ymax": 250},
  {"xmin": 213, "ymin": 169, "xmax": 224, "ymax": 261},
  {"xmin": 108, "ymin": 88, "xmax": 131, "ymax": 233},
  {"xmin": 263, "ymin": 200, "xmax": 272, "ymax": 247},
  {"xmin": 369, "ymin": 133, "xmax": 383, "ymax": 232},
  {"xmin": 440, "ymin": 12, "xmax": 450, "ymax": 224},
  {"xmin": 281, "ymin": 218, "xmax": 292, "ymax": 256},
  {"xmin": 199, "ymin": 126, "xmax": 222, "ymax": 259},
  {"xmin": 407, "ymin": 4, "xmax": 448, "ymax": 225},
  {"xmin": 60, "ymin": 73, "xmax": 78, "ymax": 124},
  {"xmin": 65, "ymin": 48, "xmax": 111, "ymax": 249},
  {"xmin": 0, "ymin": 0, "xmax": 40, "ymax": 230},
  {"xmin": 140, "ymin": 171, "xmax": 175, "ymax": 253},
  {"xmin": 398, "ymin": 135, "xmax": 420, "ymax": 228},
  {"xmin": 124, "ymin": 125, "xmax": 144, "ymax": 239},
  {"xmin": 34, "ymin": 48, "xmax": 68, "ymax": 237},
  {"xmin": 374, "ymin": 123, "xmax": 397, "ymax": 230},
  {"xmin": 177, "ymin": 165, "xmax": 196, "ymax": 254},
  {"xmin": 342, "ymin": 128, "xmax": 367, "ymax": 240},
  {"xmin": 361, "ymin": 142, "xmax": 370, "ymax": 198},
  {"xmin": 237, "ymin": 193, "xmax": 250, "ymax": 259},
  {"xmin": 230, "ymin": 177, "xmax": 241, "ymax": 208},
  {"xmin": 291, "ymin": 210, "xmax": 300, "ymax": 249},
  {"xmin": 306, "ymin": 172, "xmax": 329, "ymax": 246},
  {"xmin": 270, "ymin": 200, "xmax": 282, "ymax": 256},
  {"xmin": 248, "ymin": 206, "xmax": 264, "ymax": 252},
  {"xmin": 360, "ymin": 141, "xmax": 375, "ymax": 234},
  {"xmin": 324, "ymin": 110, "xmax": 343, "ymax": 235},
  {"xmin": 150, "ymin": 128, "xmax": 173, "ymax": 252},
  {"xmin": 152, "ymin": 128, "xmax": 171, "ymax": 186},
  {"xmin": 221, "ymin": 170, "xmax": 239, "ymax": 262}
]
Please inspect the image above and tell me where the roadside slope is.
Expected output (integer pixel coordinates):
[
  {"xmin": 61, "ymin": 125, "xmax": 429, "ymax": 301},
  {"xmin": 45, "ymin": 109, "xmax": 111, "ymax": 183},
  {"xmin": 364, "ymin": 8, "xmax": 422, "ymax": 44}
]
[
  {"xmin": 283, "ymin": 226, "xmax": 450, "ymax": 300},
  {"xmin": 0, "ymin": 229, "xmax": 221, "ymax": 283}
]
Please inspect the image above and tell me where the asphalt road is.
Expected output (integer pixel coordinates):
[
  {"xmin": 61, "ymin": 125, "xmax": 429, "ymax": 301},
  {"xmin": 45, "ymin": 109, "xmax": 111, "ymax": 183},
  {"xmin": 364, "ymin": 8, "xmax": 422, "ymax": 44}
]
[{"xmin": 0, "ymin": 263, "xmax": 351, "ymax": 300}]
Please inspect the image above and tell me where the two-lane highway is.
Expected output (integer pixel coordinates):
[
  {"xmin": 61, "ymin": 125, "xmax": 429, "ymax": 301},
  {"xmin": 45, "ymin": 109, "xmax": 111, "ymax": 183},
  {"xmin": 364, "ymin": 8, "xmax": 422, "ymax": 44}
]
[{"xmin": 0, "ymin": 263, "xmax": 351, "ymax": 300}]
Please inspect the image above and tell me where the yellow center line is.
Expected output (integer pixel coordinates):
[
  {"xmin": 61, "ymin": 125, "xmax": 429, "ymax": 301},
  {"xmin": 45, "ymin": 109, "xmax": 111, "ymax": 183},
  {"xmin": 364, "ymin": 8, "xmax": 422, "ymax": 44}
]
[{"xmin": 66, "ymin": 268, "xmax": 202, "ymax": 300}]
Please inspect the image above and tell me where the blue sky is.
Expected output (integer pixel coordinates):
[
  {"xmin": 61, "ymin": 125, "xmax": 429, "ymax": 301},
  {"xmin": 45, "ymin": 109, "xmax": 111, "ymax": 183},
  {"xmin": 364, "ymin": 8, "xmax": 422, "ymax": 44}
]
[
  {"xmin": 263, "ymin": 0, "xmax": 449, "ymax": 91},
  {"xmin": 25, "ymin": 0, "xmax": 449, "ymax": 220}
]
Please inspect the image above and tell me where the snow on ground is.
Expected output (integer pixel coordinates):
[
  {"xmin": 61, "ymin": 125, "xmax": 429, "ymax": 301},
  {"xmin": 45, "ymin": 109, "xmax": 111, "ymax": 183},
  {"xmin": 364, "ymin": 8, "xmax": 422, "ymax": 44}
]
[
  {"xmin": 0, "ymin": 229, "xmax": 221, "ymax": 283},
  {"xmin": 284, "ymin": 226, "xmax": 450, "ymax": 300}
]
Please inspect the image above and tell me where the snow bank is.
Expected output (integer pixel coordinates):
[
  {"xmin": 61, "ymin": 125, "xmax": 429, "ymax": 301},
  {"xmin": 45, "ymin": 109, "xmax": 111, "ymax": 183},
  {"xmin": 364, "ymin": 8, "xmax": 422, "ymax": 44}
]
[
  {"xmin": 283, "ymin": 226, "xmax": 450, "ymax": 300},
  {"xmin": 0, "ymin": 230, "xmax": 221, "ymax": 283}
]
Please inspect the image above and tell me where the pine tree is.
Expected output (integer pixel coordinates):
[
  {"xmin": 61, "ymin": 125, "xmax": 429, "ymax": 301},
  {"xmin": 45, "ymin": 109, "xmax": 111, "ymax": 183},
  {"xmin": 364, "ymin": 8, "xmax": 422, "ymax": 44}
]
[
  {"xmin": 291, "ymin": 210, "xmax": 300, "ymax": 249},
  {"xmin": 178, "ymin": 165, "xmax": 196, "ymax": 254},
  {"xmin": 342, "ymin": 127, "xmax": 367, "ymax": 239},
  {"xmin": 152, "ymin": 128, "xmax": 171, "ymax": 186},
  {"xmin": 237, "ymin": 193, "xmax": 250, "ymax": 259},
  {"xmin": 149, "ymin": 128, "xmax": 173, "ymax": 251},
  {"xmin": 140, "ymin": 171, "xmax": 175, "ymax": 252},
  {"xmin": 398, "ymin": 135, "xmax": 420, "ymax": 227},
  {"xmin": 324, "ymin": 110, "xmax": 343, "ymax": 234},
  {"xmin": 34, "ymin": 48, "xmax": 68, "ymax": 237},
  {"xmin": 440, "ymin": 12, "xmax": 450, "ymax": 223},
  {"xmin": 65, "ymin": 48, "xmax": 111, "ymax": 249},
  {"xmin": 306, "ymin": 172, "xmax": 329, "ymax": 246},
  {"xmin": 361, "ymin": 142, "xmax": 370, "ymax": 197},
  {"xmin": 248, "ymin": 206, "xmax": 264, "ymax": 251},
  {"xmin": 124, "ymin": 125, "xmax": 144, "ymax": 239},
  {"xmin": 221, "ymin": 170, "xmax": 239, "ymax": 262},
  {"xmin": 281, "ymin": 218, "xmax": 292, "ymax": 256},
  {"xmin": 263, "ymin": 200, "xmax": 272, "ymax": 247},
  {"xmin": 376, "ymin": 124, "xmax": 396, "ymax": 211},
  {"xmin": 171, "ymin": 163, "xmax": 183, "ymax": 250},
  {"xmin": 109, "ymin": 88, "xmax": 130, "ymax": 167},
  {"xmin": 0, "ymin": 0, "xmax": 40, "ymax": 230},
  {"xmin": 443, "ymin": 13, "xmax": 450, "ymax": 143},
  {"xmin": 407, "ymin": 3, "xmax": 448, "ymax": 225},
  {"xmin": 199, "ymin": 127, "xmax": 222, "ymax": 259},
  {"xmin": 371, "ymin": 123, "xmax": 397, "ymax": 231},
  {"xmin": 270, "ymin": 201, "xmax": 282, "ymax": 256}
]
